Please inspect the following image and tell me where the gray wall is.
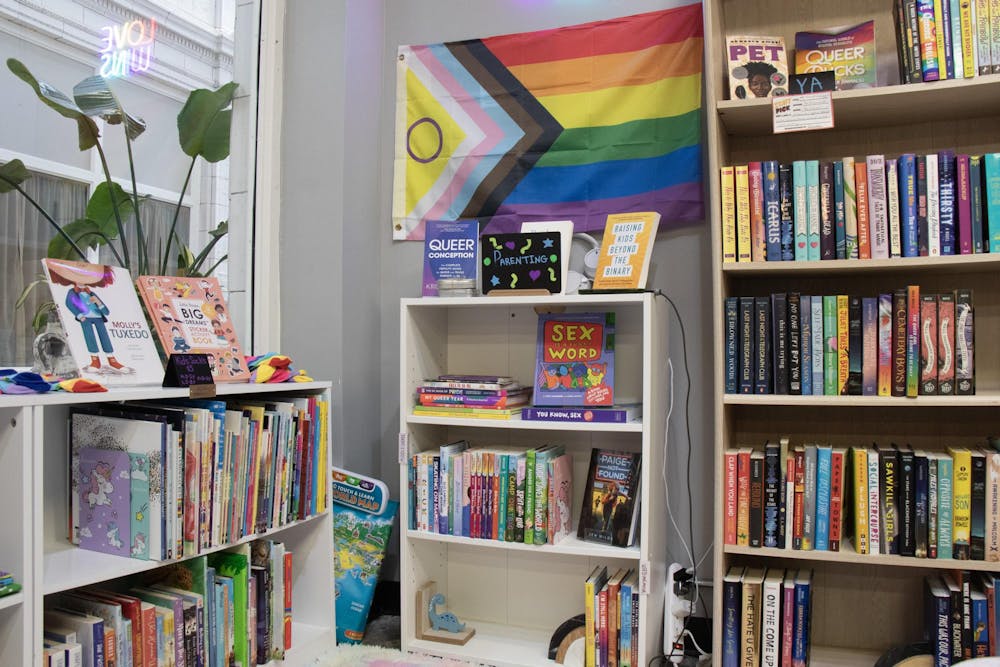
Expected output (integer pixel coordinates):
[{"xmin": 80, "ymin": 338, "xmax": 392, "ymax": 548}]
[{"xmin": 282, "ymin": 0, "xmax": 714, "ymax": 585}]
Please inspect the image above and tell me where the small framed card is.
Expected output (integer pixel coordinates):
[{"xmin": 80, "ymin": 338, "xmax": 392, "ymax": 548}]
[{"xmin": 480, "ymin": 232, "xmax": 562, "ymax": 295}]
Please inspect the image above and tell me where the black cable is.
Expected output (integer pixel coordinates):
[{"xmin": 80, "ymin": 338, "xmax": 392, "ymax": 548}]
[{"xmin": 653, "ymin": 289, "xmax": 699, "ymax": 662}]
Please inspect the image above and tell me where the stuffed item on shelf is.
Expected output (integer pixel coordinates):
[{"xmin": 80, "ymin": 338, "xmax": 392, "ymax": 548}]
[{"xmin": 246, "ymin": 353, "xmax": 314, "ymax": 383}]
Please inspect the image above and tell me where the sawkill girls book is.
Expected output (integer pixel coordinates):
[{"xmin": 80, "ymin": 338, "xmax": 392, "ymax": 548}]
[
  {"xmin": 578, "ymin": 448, "xmax": 641, "ymax": 547},
  {"xmin": 533, "ymin": 312, "xmax": 615, "ymax": 407}
]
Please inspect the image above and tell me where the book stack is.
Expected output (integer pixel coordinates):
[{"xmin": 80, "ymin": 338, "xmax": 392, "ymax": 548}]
[
  {"xmin": 893, "ymin": 0, "xmax": 1000, "ymax": 82},
  {"xmin": 70, "ymin": 395, "xmax": 328, "ymax": 562},
  {"xmin": 725, "ymin": 440, "xmax": 1000, "ymax": 561},
  {"xmin": 407, "ymin": 441, "xmax": 573, "ymax": 546},
  {"xmin": 720, "ymin": 154, "xmax": 1000, "ymax": 263},
  {"xmin": 43, "ymin": 541, "xmax": 293, "ymax": 667},
  {"xmin": 413, "ymin": 374, "xmax": 531, "ymax": 419},
  {"xmin": 584, "ymin": 566, "xmax": 640, "ymax": 667},
  {"xmin": 926, "ymin": 571, "xmax": 1000, "ymax": 663},
  {"xmin": 724, "ymin": 287, "xmax": 975, "ymax": 397},
  {"xmin": 721, "ymin": 567, "xmax": 812, "ymax": 667}
]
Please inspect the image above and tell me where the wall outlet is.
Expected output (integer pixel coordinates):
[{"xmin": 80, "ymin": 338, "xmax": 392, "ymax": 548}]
[{"xmin": 663, "ymin": 562, "xmax": 691, "ymax": 662}]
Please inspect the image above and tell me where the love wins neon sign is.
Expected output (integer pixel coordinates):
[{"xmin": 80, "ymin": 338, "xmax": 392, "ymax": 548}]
[{"xmin": 99, "ymin": 18, "xmax": 156, "ymax": 78}]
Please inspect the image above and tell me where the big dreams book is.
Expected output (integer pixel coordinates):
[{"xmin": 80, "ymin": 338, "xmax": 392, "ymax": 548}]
[{"xmin": 534, "ymin": 312, "xmax": 615, "ymax": 406}]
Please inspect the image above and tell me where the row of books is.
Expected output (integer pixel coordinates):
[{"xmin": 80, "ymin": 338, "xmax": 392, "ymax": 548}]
[
  {"xmin": 724, "ymin": 288, "xmax": 975, "ymax": 396},
  {"xmin": 720, "ymin": 154, "xmax": 1000, "ymax": 264},
  {"xmin": 584, "ymin": 566, "xmax": 640, "ymax": 667},
  {"xmin": 412, "ymin": 375, "xmax": 530, "ymax": 420},
  {"xmin": 726, "ymin": 440, "xmax": 1000, "ymax": 561},
  {"xmin": 406, "ymin": 442, "xmax": 573, "ymax": 546},
  {"xmin": 42, "ymin": 542, "xmax": 292, "ymax": 667},
  {"xmin": 926, "ymin": 571, "xmax": 1000, "ymax": 664},
  {"xmin": 893, "ymin": 0, "xmax": 1000, "ymax": 83},
  {"xmin": 721, "ymin": 567, "xmax": 813, "ymax": 667},
  {"xmin": 69, "ymin": 396, "xmax": 328, "ymax": 562}
]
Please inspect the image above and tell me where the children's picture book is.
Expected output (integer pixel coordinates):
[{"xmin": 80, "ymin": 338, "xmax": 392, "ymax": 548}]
[
  {"xmin": 41, "ymin": 258, "xmax": 163, "ymax": 385},
  {"xmin": 421, "ymin": 219, "xmax": 479, "ymax": 296},
  {"xmin": 794, "ymin": 21, "xmax": 877, "ymax": 89},
  {"xmin": 534, "ymin": 312, "xmax": 615, "ymax": 407},
  {"xmin": 577, "ymin": 448, "xmax": 642, "ymax": 547},
  {"xmin": 725, "ymin": 35, "xmax": 789, "ymax": 99},
  {"xmin": 334, "ymin": 499, "xmax": 397, "ymax": 644},
  {"xmin": 78, "ymin": 446, "xmax": 132, "ymax": 558},
  {"xmin": 591, "ymin": 211, "xmax": 660, "ymax": 291},
  {"xmin": 480, "ymin": 231, "xmax": 562, "ymax": 295},
  {"xmin": 135, "ymin": 275, "xmax": 250, "ymax": 382}
]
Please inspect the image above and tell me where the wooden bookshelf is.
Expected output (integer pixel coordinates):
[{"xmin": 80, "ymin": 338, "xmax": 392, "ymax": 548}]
[{"xmin": 706, "ymin": 0, "xmax": 1000, "ymax": 661}]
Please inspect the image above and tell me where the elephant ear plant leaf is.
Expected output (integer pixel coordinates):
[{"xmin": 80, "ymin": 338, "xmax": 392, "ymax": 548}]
[{"xmin": 6, "ymin": 58, "xmax": 101, "ymax": 151}]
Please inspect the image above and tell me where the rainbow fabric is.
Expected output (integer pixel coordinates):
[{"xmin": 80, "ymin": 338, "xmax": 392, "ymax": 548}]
[{"xmin": 392, "ymin": 4, "xmax": 704, "ymax": 240}]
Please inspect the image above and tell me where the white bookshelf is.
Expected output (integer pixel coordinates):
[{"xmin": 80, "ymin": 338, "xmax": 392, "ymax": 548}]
[
  {"xmin": 0, "ymin": 381, "xmax": 335, "ymax": 666},
  {"xmin": 398, "ymin": 293, "xmax": 669, "ymax": 666}
]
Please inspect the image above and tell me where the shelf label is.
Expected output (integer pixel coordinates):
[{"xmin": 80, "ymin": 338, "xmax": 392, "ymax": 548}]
[
  {"xmin": 772, "ymin": 92, "xmax": 835, "ymax": 134},
  {"xmin": 398, "ymin": 432, "xmax": 409, "ymax": 464},
  {"xmin": 639, "ymin": 560, "xmax": 650, "ymax": 595}
]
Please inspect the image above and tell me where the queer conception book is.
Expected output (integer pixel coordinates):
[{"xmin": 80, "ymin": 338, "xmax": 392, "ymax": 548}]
[
  {"xmin": 533, "ymin": 312, "xmax": 615, "ymax": 407},
  {"xmin": 577, "ymin": 448, "xmax": 641, "ymax": 547}
]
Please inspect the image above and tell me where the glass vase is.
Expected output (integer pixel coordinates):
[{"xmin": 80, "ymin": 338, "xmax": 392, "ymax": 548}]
[{"xmin": 32, "ymin": 313, "xmax": 80, "ymax": 379}]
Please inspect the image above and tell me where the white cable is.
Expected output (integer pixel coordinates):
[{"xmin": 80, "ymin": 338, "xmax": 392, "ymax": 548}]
[
  {"xmin": 663, "ymin": 358, "xmax": 694, "ymax": 570},
  {"xmin": 683, "ymin": 629, "xmax": 710, "ymax": 657}
]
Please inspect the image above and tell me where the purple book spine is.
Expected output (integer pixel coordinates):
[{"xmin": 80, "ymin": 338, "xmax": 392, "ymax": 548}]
[
  {"xmin": 520, "ymin": 406, "xmax": 637, "ymax": 423},
  {"xmin": 78, "ymin": 447, "xmax": 132, "ymax": 557},
  {"xmin": 862, "ymin": 298, "xmax": 878, "ymax": 396}
]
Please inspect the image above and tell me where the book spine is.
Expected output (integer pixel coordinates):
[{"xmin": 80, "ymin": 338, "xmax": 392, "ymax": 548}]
[
  {"xmin": 836, "ymin": 295, "xmax": 849, "ymax": 395},
  {"xmin": 862, "ymin": 297, "xmax": 878, "ymax": 396},
  {"xmin": 929, "ymin": 456, "xmax": 939, "ymax": 558},
  {"xmin": 725, "ymin": 451, "xmax": 738, "ymax": 545},
  {"xmin": 970, "ymin": 156, "xmax": 984, "ymax": 253},
  {"xmin": 987, "ymin": 451, "xmax": 1000, "ymax": 561},
  {"xmin": 793, "ymin": 161, "xmax": 808, "ymax": 261},
  {"xmin": 987, "ymin": 155, "xmax": 1000, "ymax": 252},
  {"xmin": 900, "ymin": 448, "xmax": 917, "ymax": 557},
  {"xmin": 722, "ymin": 575, "xmax": 740, "ymax": 667},
  {"xmin": 737, "ymin": 449, "xmax": 751, "ymax": 547},
  {"xmin": 897, "ymin": 0, "xmax": 915, "ymax": 81},
  {"xmin": 764, "ymin": 160, "xmax": 782, "ymax": 261},
  {"xmin": 847, "ymin": 296, "xmax": 863, "ymax": 396},
  {"xmin": 792, "ymin": 578, "xmax": 811, "ymax": 667},
  {"xmin": 779, "ymin": 164, "xmax": 795, "ymax": 261},
  {"xmin": 881, "ymin": 449, "xmax": 899, "ymax": 554},
  {"xmin": 928, "ymin": 153, "xmax": 942, "ymax": 256},
  {"xmin": 938, "ymin": 455, "xmax": 954, "ymax": 559},
  {"xmin": 918, "ymin": 0, "xmax": 943, "ymax": 79},
  {"xmin": 853, "ymin": 448, "xmax": 869, "ymax": 554},
  {"xmin": 749, "ymin": 162, "xmax": 767, "ymax": 262},
  {"xmin": 867, "ymin": 154, "xmax": 889, "ymax": 259},
  {"xmin": 961, "ymin": 0, "xmax": 977, "ymax": 75},
  {"xmin": 762, "ymin": 577, "xmax": 781, "ymax": 667},
  {"xmin": 931, "ymin": 584, "xmax": 950, "ymax": 667},
  {"xmin": 800, "ymin": 295, "xmax": 812, "ymax": 397},
  {"xmin": 892, "ymin": 289, "xmax": 908, "ymax": 396},
  {"xmin": 823, "ymin": 296, "xmax": 838, "ymax": 396},
  {"xmin": 954, "ymin": 449, "xmax": 972, "ymax": 559},
  {"xmin": 956, "ymin": 289, "xmax": 975, "ymax": 395},
  {"xmin": 742, "ymin": 580, "xmax": 760, "ymax": 667},
  {"xmin": 938, "ymin": 293, "xmax": 956, "ymax": 395},
  {"xmin": 878, "ymin": 293, "xmax": 893, "ymax": 396},
  {"xmin": 972, "ymin": 452, "xmax": 987, "ymax": 559},
  {"xmin": 788, "ymin": 293, "xmax": 801, "ymax": 395},
  {"xmin": 815, "ymin": 447, "xmax": 832, "ymax": 551},
  {"xmin": 829, "ymin": 449, "xmax": 844, "ymax": 551},
  {"xmin": 833, "ymin": 160, "xmax": 847, "ymax": 259},
  {"xmin": 868, "ymin": 448, "xmax": 883, "ymax": 551},
  {"xmin": 793, "ymin": 449, "xmax": 805, "ymax": 550},
  {"xmin": 803, "ymin": 446, "xmax": 817, "ymax": 551},
  {"xmin": 977, "ymin": 0, "xmax": 992, "ymax": 75},
  {"xmin": 740, "ymin": 296, "xmax": 755, "ymax": 394},
  {"xmin": 900, "ymin": 153, "xmax": 919, "ymax": 257},
  {"xmin": 918, "ymin": 154, "xmax": 930, "ymax": 255},
  {"xmin": 974, "ymin": 593, "xmax": 989, "ymax": 656},
  {"xmin": 957, "ymin": 154, "xmax": 973, "ymax": 254},
  {"xmin": 907, "ymin": 0, "xmax": 924, "ymax": 82},
  {"xmin": 937, "ymin": 0, "xmax": 954, "ymax": 77},
  {"xmin": 856, "ymin": 160, "xmax": 872, "ymax": 259},
  {"xmin": 940, "ymin": 150, "xmax": 957, "ymax": 254},
  {"xmin": 887, "ymin": 157, "xmax": 902, "ymax": 257},
  {"xmin": 764, "ymin": 445, "xmax": 781, "ymax": 548},
  {"xmin": 907, "ymin": 286, "xmax": 921, "ymax": 397},
  {"xmin": 750, "ymin": 453, "xmax": 764, "ymax": 548},
  {"xmin": 820, "ymin": 161, "xmax": 835, "ymax": 260},
  {"xmin": 534, "ymin": 453, "xmax": 548, "ymax": 544},
  {"xmin": 782, "ymin": 580, "xmax": 795, "ymax": 666},
  {"xmin": 784, "ymin": 454, "xmax": 794, "ymax": 550},
  {"xmin": 810, "ymin": 298, "xmax": 823, "ymax": 397},
  {"xmin": 772, "ymin": 293, "xmax": 789, "ymax": 395},
  {"xmin": 993, "ymin": 0, "xmax": 1000, "ymax": 74},
  {"xmin": 806, "ymin": 160, "xmax": 821, "ymax": 261},
  {"xmin": 756, "ymin": 297, "xmax": 772, "ymax": 394},
  {"xmin": 949, "ymin": 0, "xmax": 964, "ymax": 76},
  {"xmin": 736, "ymin": 164, "xmax": 752, "ymax": 262},
  {"xmin": 843, "ymin": 157, "xmax": 859, "ymax": 259},
  {"xmin": 961, "ymin": 571, "xmax": 973, "ymax": 657},
  {"xmin": 920, "ymin": 295, "xmax": 939, "ymax": 395}
]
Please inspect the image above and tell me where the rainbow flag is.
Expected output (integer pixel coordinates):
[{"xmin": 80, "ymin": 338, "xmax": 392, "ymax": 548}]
[{"xmin": 392, "ymin": 5, "xmax": 704, "ymax": 240}]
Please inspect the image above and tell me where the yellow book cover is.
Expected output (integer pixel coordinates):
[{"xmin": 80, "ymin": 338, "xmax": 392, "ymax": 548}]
[
  {"xmin": 837, "ymin": 295, "xmax": 850, "ymax": 395},
  {"xmin": 741, "ymin": 567, "xmax": 766, "ymax": 666},
  {"xmin": 721, "ymin": 166, "xmax": 737, "ymax": 263},
  {"xmin": 992, "ymin": 0, "xmax": 1000, "ymax": 73},
  {"xmin": 934, "ymin": 0, "xmax": 949, "ymax": 76},
  {"xmin": 735, "ymin": 165, "xmax": 752, "ymax": 262},
  {"xmin": 852, "ymin": 446, "xmax": 869, "ymax": 554},
  {"xmin": 962, "ymin": 0, "xmax": 976, "ymax": 76},
  {"xmin": 584, "ymin": 566, "xmax": 608, "ymax": 667},
  {"xmin": 591, "ymin": 211, "xmax": 659, "ymax": 290},
  {"xmin": 950, "ymin": 446, "xmax": 973, "ymax": 559}
]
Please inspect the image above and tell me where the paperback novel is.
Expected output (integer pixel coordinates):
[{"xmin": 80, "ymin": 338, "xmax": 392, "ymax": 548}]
[
  {"xmin": 421, "ymin": 219, "xmax": 479, "ymax": 296},
  {"xmin": 794, "ymin": 21, "xmax": 877, "ymax": 89},
  {"xmin": 534, "ymin": 312, "xmax": 615, "ymax": 407},
  {"xmin": 577, "ymin": 448, "xmax": 641, "ymax": 547}
]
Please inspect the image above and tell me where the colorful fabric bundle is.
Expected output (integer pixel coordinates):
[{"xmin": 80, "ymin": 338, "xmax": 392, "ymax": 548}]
[
  {"xmin": 245, "ymin": 354, "xmax": 314, "ymax": 384},
  {"xmin": 0, "ymin": 368, "xmax": 107, "ymax": 394}
]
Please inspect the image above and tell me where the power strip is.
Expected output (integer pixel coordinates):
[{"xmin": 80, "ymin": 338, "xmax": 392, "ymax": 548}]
[{"xmin": 663, "ymin": 563, "xmax": 694, "ymax": 663}]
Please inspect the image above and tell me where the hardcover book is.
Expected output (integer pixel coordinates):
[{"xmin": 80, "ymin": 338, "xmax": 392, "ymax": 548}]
[
  {"xmin": 725, "ymin": 35, "xmax": 789, "ymax": 99},
  {"xmin": 577, "ymin": 448, "xmax": 641, "ymax": 547},
  {"xmin": 136, "ymin": 275, "xmax": 250, "ymax": 382},
  {"xmin": 591, "ymin": 211, "xmax": 659, "ymax": 290},
  {"xmin": 42, "ymin": 258, "xmax": 163, "ymax": 385},
  {"xmin": 78, "ymin": 446, "xmax": 132, "ymax": 558},
  {"xmin": 421, "ymin": 219, "xmax": 479, "ymax": 296},
  {"xmin": 533, "ymin": 312, "xmax": 615, "ymax": 407},
  {"xmin": 519, "ymin": 404, "xmax": 641, "ymax": 423},
  {"xmin": 794, "ymin": 21, "xmax": 877, "ymax": 89}
]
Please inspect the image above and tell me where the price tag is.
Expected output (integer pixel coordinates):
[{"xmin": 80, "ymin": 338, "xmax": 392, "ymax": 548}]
[
  {"xmin": 398, "ymin": 432, "xmax": 409, "ymax": 464},
  {"xmin": 639, "ymin": 560, "xmax": 650, "ymax": 595},
  {"xmin": 163, "ymin": 353, "xmax": 216, "ymax": 397},
  {"xmin": 772, "ymin": 92, "xmax": 835, "ymax": 134}
]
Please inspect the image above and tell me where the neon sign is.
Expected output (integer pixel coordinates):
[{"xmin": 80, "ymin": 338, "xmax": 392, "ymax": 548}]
[{"xmin": 99, "ymin": 18, "xmax": 156, "ymax": 78}]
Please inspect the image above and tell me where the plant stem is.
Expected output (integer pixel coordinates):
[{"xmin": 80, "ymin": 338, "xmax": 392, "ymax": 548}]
[
  {"xmin": 0, "ymin": 175, "xmax": 88, "ymax": 261},
  {"xmin": 76, "ymin": 231, "xmax": 125, "ymax": 266},
  {"xmin": 188, "ymin": 229, "xmax": 226, "ymax": 275},
  {"xmin": 125, "ymin": 132, "xmax": 147, "ymax": 275},
  {"xmin": 201, "ymin": 254, "xmax": 227, "ymax": 277},
  {"xmin": 93, "ymin": 141, "xmax": 130, "ymax": 271},
  {"xmin": 161, "ymin": 156, "xmax": 196, "ymax": 274}
]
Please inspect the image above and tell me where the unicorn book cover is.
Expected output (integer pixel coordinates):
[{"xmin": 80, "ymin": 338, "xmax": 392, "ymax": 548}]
[
  {"xmin": 78, "ymin": 446, "xmax": 132, "ymax": 558},
  {"xmin": 533, "ymin": 312, "xmax": 615, "ymax": 407}
]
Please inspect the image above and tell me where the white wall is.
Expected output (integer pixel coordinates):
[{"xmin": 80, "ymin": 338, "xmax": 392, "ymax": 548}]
[{"xmin": 281, "ymin": 0, "xmax": 714, "ymax": 585}]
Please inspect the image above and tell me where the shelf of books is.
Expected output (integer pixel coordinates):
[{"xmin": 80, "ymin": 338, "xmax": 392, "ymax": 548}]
[
  {"xmin": 707, "ymin": 0, "xmax": 1000, "ymax": 662},
  {"xmin": 399, "ymin": 294, "xmax": 668, "ymax": 666},
  {"xmin": 1, "ymin": 382, "xmax": 337, "ymax": 667}
]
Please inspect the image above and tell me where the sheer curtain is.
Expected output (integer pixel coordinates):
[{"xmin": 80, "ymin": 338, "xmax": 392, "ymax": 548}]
[
  {"xmin": 0, "ymin": 168, "xmax": 87, "ymax": 366},
  {"xmin": 99, "ymin": 198, "xmax": 191, "ymax": 276}
]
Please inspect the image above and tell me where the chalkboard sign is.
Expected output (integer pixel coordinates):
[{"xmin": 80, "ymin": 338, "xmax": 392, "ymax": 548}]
[
  {"xmin": 163, "ymin": 353, "xmax": 216, "ymax": 396},
  {"xmin": 789, "ymin": 71, "xmax": 836, "ymax": 95},
  {"xmin": 481, "ymin": 232, "xmax": 562, "ymax": 295}
]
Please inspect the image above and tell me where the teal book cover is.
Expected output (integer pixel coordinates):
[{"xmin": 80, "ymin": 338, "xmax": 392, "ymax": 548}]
[
  {"xmin": 128, "ymin": 452, "xmax": 150, "ymax": 560},
  {"xmin": 334, "ymin": 500, "xmax": 398, "ymax": 644}
]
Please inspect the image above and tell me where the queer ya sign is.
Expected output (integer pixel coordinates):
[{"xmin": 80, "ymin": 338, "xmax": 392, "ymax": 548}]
[{"xmin": 99, "ymin": 18, "xmax": 156, "ymax": 78}]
